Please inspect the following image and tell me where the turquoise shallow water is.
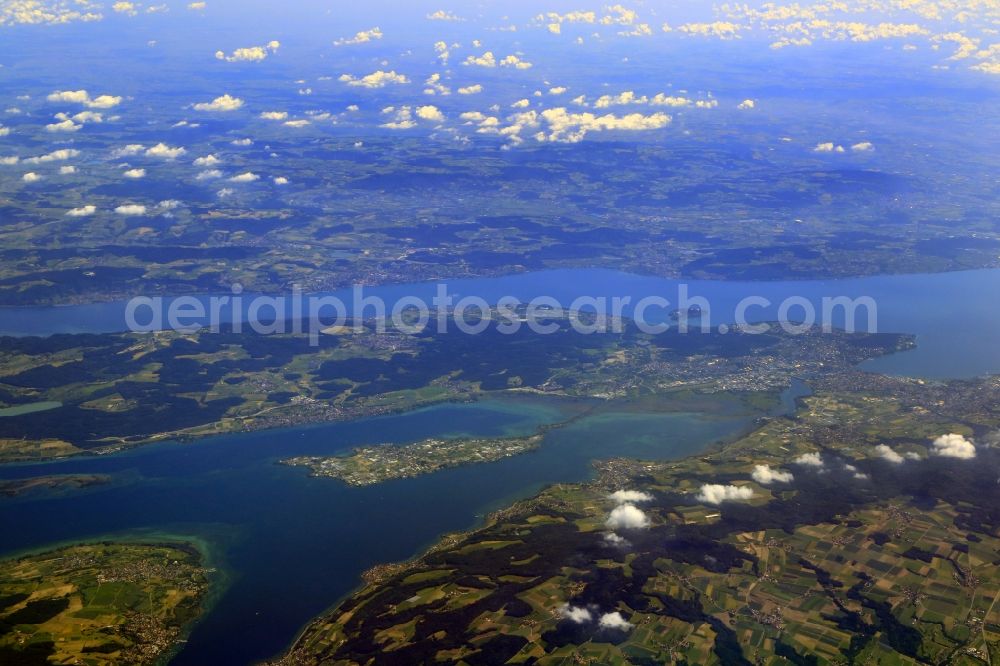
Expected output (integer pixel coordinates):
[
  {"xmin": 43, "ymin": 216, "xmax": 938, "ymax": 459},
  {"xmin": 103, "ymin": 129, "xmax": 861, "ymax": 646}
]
[{"xmin": 0, "ymin": 395, "xmax": 753, "ymax": 665}]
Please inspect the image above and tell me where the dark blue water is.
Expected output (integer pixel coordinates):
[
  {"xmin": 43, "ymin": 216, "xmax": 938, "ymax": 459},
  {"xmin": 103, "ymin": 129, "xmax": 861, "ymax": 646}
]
[
  {"xmin": 3, "ymin": 268, "xmax": 998, "ymax": 379},
  {"xmin": 0, "ymin": 395, "xmax": 750, "ymax": 664}
]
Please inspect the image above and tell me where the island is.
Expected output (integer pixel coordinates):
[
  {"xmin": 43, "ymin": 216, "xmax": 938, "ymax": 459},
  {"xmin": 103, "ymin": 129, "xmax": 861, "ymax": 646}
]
[
  {"xmin": 0, "ymin": 542, "xmax": 211, "ymax": 665},
  {"xmin": 0, "ymin": 473, "xmax": 110, "ymax": 498},
  {"xmin": 274, "ymin": 371, "xmax": 1000, "ymax": 665}
]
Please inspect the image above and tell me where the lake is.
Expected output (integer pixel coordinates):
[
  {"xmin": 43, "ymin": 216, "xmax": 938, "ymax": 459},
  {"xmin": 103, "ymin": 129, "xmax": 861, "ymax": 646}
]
[{"xmin": 0, "ymin": 267, "xmax": 995, "ymax": 663}]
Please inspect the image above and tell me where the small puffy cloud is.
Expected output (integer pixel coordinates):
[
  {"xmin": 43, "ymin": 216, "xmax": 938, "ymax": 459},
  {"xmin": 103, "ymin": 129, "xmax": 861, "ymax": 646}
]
[
  {"xmin": 112, "ymin": 144, "xmax": 145, "ymax": 158},
  {"xmin": 193, "ymin": 154, "xmax": 220, "ymax": 166},
  {"xmin": 875, "ymin": 445, "xmax": 905, "ymax": 464},
  {"xmin": 464, "ymin": 51, "xmax": 497, "ymax": 67},
  {"xmin": 339, "ymin": 70, "xmax": 409, "ymax": 88},
  {"xmin": 59, "ymin": 165, "xmax": 76, "ymax": 174},
  {"xmin": 112, "ymin": 2, "xmax": 137, "ymax": 15},
  {"xmin": 737, "ymin": 99, "xmax": 755, "ymax": 109},
  {"xmin": 415, "ymin": 105, "xmax": 444, "ymax": 122},
  {"xmin": 66, "ymin": 205, "xmax": 96, "ymax": 217},
  {"xmin": 794, "ymin": 452, "xmax": 825, "ymax": 468},
  {"xmin": 511, "ymin": 98, "xmax": 531, "ymax": 109},
  {"xmin": 123, "ymin": 167, "xmax": 146, "ymax": 178},
  {"xmin": 114, "ymin": 204, "xmax": 147, "ymax": 215},
  {"xmin": 751, "ymin": 464, "xmax": 794, "ymax": 485},
  {"xmin": 558, "ymin": 604, "xmax": 592, "ymax": 624},
  {"xmin": 145, "ymin": 143, "xmax": 186, "ymax": 159},
  {"xmin": 851, "ymin": 141, "xmax": 874, "ymax": 152},
  {"xmin": 457, "ymin": 84, "xmax": 483, "ymax": 95},
  {"xmin": 259, "ymin": 111, "xmax": 288, "ymax": 120},
  {"xmin": 22, "ymin": 172, "xmax": 42, "ymax": 182},
  {"xmin": 24, "ymin": 149, "xmax": 80, "ymax": 164},
  {"xmin": 229, "ymin": 171, "xmax": 259, "ymax": 183},
  {"xmin": 549, "ymin": 86, "xmax": 568, "ymax": 95},
  {"xmin": 604, "ymin": 532, "xmax": 628, "ymax": 546},
  {"xmin": 273, "ymin": 176, "xmax": 288, "ymax": 185},
  {"xmin": 500, "ymin": 54, "xmax": 532, "ymax": 69},
  {"xmin": 605, "ymin": 503, "xmax": 650, "ymax": 529},
  {"xmin": 814, "ymin": 142, "xmax": 845, "ymax": 153},
  {"xmin": 72, "ymin": 110, "xmax": 103, "ymax": 123},
  {"xmin": 427, "ymin": 9, "xmax": 462, "ymax": 21},
  {"xmin": 695, "ymin": 484, "xmax": 754, "ymax": 505},
  {"xmin": 609, "ymin": 490, "xmax": 653, "ymax": 504},
  {"xmin": 931, "ymin": 433, "xmax": 976, "ymax": 459},
  {"xmin": 599, "ymin": 612, "xmax": 633, "ymax": 631},
  {"xmin": 284, "ymin": 119, "xmax": 311, "ymax": 127},
  {"xmin": 0, "ymin": 156, "xmax": 18, "ymax": 165},
  {"xmin": 843, "ymin": 463, "xmax": 870, "ymax": 481},
  {"xmin": 0, "ymin": 126, "xmax": 9, "ymax": 137},
  {"xmin": 87, "ymin": 95, "xmax": 122, "ymax": 109},
  {"xmin": 334, "ymin": 27, "xmax": 382, "ymax": 46},
  {"xmin": 188, "ymin": 2, "xmax": 206, "ymax": 9},
  {"xmin": 381, "ymin": 106, "xmax": 416, "ymax": 129},
  {"xmin": 196, "ymin": 169, "xmax": 223, "ymax": 180},
  {"xmin": 46, "ymin": 118, "xmax": 81, "ymax": 132},
  {"xmin": 47, "ymin": 90, "xmax": 90, "ymax": 104},
  {"xmin": 193, "ymin": 94, "xmax": 244, "ymax": 112},
  {"xmin": 231, "ymin": 138, "xmax": 253, "ymax": 146},
  {"xmin": 215, "ymin": 41, "xmax": 280, "ymax": 62}
]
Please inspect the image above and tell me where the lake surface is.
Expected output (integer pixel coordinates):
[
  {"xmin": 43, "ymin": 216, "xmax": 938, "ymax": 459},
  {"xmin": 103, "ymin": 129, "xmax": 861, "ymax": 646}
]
[
  {"xmin": 0, "ymin": 267, "xmax": 995, "ymax": 663},
  {"xmin": 0, "ymin": 395, "xmax": 753, "ymax": 664},
  {"xmin": 2, "ymin": 267, "xmax": 998, "ymax": 379}
]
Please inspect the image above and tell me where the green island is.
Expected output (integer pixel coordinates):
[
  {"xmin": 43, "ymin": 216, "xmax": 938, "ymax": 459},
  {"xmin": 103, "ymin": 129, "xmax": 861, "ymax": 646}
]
[
  {"xmin": 281, "ymin": 434, "xmax": 546, "ymax": 487},
  {"xmin": 0, "ymin": 474, "xmax": 110, "ymax": 498},
  {"xmin": 0, "ymin": 312, "xmax": 912, "ymax": 463},
  {"xmin": 0, "ymin": 542, "xmax": 211, "ymax": 665},
  {"xmin": 273, "ymin": 372, "xmax": 1000, "ymax": 665}
]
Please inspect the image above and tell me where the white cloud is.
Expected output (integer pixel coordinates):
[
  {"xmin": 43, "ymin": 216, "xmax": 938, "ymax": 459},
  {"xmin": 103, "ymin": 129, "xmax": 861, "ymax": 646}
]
[
  {"xmin": 112, "ymin": 144, "xmax": 145, "ymax": 158},
  {"xmin": 814, "ymin": 142, "xmax": 845, "ymax": 153},
  {"xmin": 229, "ymin": 171, "xmax": 259, "ymax": 183},
  {"xmin": 114, "ymin": 204, "xmax": 147, "ymax": 216},
  {"xmin": 500, "ymin": 54, "xmax": 532, "ymax": 69},
  {"xmin": 215, "ymin": 41, "xmax": 280, "ymax": 63},
  {"xmin": 558, "ymin": 604, "xmax": 592, "ymax": 624},
  {"xmin": 66, "ymin": 205, "xmax": 96, "ymax": 217},
  {"xmin": 737, "ymin": 99, "xmax": 756, "ymax": 110},
  {"xmin": 609, "ymin": 490, "xmax": 653, "ymax": 504},
  {"xmin": 46, "ymin": 118, "xmax": 81, "ymax": 132},
  {"xmin": 381, "ymin": 107, "xmax": 417, "ymax": 129},
  {"xmin": 284, "ymin": 119, "xmax": 311, "ymax": 127},
  {"xmin": 231, "ymin": 138, "xmax": 253, "ymax": 146},
  {"xmin": 695, "ymin": 484, "xmax": 754, "ymax": 505},
  {"xmin": 416, "ymin": 105, "xmax": 444, "ymax": 122},
  {"xmin": 851, "ymin": 141, "xmax": 874, "ymax": 152},
  {"xmin": 24, "ymin": 149, "xmax": 80, "ymax": 164},
  {"xmin": 72, "ymin": 110, "xmax": 103, "ymax": 123},
  {"xmin": 875, "ymin": 445, "xmax": 905, "ymax": 464},
  {"xmin": 0, "ymin": 126, "xmax": 9, "ymax": 137},
  {"xmin": 599, "ymin": 611, "xmax": 633, "ymax": 631},
  {"xmin": 0, "ymin": 156, "xmax": 18, "ymax": 165},
  {"xmin": 22, "ymin": 172, "xmax": 41, "ymax": 182},
  {"xmin": 339, "ymin": 71, "xmax": 409, "ymax": 88},
  {"xmin": 193, "ymin": 154, "xmax": 220, "ymax": 167},
  {"xmin": 157, "ymin": 199, "xmax": 181, "ymax": 210},
  {"xmin": 59, "ymin": 165, "xmax": 76, "ymax": 174},
  {"xmin": 843, "ymin": 463, "xmax": 870, "ymax": 481},
  {"xmin": 793, "ymin": 452, "xmax": 825, "ymax": 468},
  {"xmin": 145, "ymin": 143, "xmax": 186, "ymax": 159},
  {"xmin": 457, "ymin": 84, "xmax": 483, "ymax": 95},
  {"xmin": 464, "ymin": 52, "xmax": 496, "ymax": 67},
  {"xmin": 273, "ymin": 176, "xmax": 288, "ymax": 185},
  {"xmin": 334, "ymin": 27, "xmax": 382, "ymax": 46},
  {"xmin": 536, "ymin": 108, "xmax": 670, "ymax": 143},
  {"xmin": 931, "ymin": 433, "xmax": 976, "ymax": 459},
  {"xmin": 605, "ymin": 503, "xmax": 650, "ymax": 529},
  {"xmin": 188, "ymin": 2, "xmax": 206, "ymax": 9},
  {"xmin": 427, "ymin": 9, "xmax": 462, "ymax": 21},
  {"xmin": 112, "ymin": 2, "xmax": 137, "ymax": 16},
  {"xmin": 196, "ymin": 169, "xmax": 223, "ymax": 180},
  {"xmin": 123, "ymin": 167, "xmax": 146, "ymax": 178},
  {"xmin": 193, "ymin": 94, "xmax": 244, "ymax": 112},
  {"xmin": 511, "ymin": 99, "xmax": 531, "ymax": 109},
  {"xmin": 47, "ymin": 90, "xmax": 121, "ymax": 108},
  {"xmin": 604, "ymin": 532, "xmax": 628, "ymax": 546},
  {"xmin": 751, "ymin": 464, "xmax": 794, "ymax": 485},
  {"xmin": 260, "ymin": 111, "xmax": 288, "ymax": 121},
  {"xmin": 549, "ymin": 86, "xmax": 568, "ymax": 95}
]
